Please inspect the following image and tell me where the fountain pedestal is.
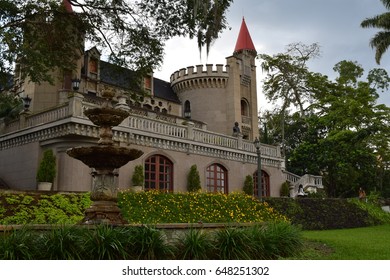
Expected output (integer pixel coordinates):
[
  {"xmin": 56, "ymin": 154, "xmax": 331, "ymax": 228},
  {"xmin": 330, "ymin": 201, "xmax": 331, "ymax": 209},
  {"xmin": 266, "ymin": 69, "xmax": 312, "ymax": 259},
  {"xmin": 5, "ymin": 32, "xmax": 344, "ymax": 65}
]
[{"xmin": 66, "ymin": 88, "xmax": 143, "ymax": 225}]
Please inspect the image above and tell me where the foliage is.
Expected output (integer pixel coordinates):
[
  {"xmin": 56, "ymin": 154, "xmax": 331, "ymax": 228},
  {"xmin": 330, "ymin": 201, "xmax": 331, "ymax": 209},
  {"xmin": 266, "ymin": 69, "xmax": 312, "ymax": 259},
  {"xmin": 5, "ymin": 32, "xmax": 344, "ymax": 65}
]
[
  {"xmin": 280, "ymin": 181, "xmax": 290, "ymax": 197},
  {"xmin": 254, "ymin": 222, "xmax": 303, "ymax": 259},
  {"xmin": 213, "ymin": 227, "xmax": 252, "ymax": 260},
  {"xmin": 348, "ymin": 198, "xmax": 390, "ymax": 225},
  {"xmin": 0, "ymin": 192, "xmax": 91, "ymax": 225},
  {"xmin": 0, "ymin": 226, "xmax": 38, "ymax": 260},
  {"xmin": 0, "ymin": 91, "xmax": 22, "ymax": 120},
  {"xmin": 35, "ymin": 225, "xmax": 85, "ymax": 260},
  {"xmin": 36, "ymin": 149, "xmax": 56, "ymax": 183},
  {"xmin": 260, "ymin": 43, "xmax": 390, "ymax": 197},
  {"xmin": 187, "ymin": 164, "xmax": 201, "ymax": 192},
  {"xmin": 265, "ymin": 197, "xmax": 388, "ymax": 230},
  {"xmin": 118, "ymin": 191, "xmax": 288, "ymax": 224},
  {"xmin": 0, "ymin": 0, "xmax": 232, "ymax": 86},
  {"xmin": 82, "ymin": 225, "xmax": 134, "ymax": 260},
  {"xmin": 131, "ymin": 165, "xmax": 144, "ymax": 187},
  {"xmin": 242, "ymin": 175, "xmax": 254, "ymax": 196},
  {"xmin": 361, "ymin": 0, "xmax": 390, "ymax": 64},
  {"xmin": 0, "ymin": 222, "xmax": 303, "ymax": 260},
  {"xmin": 259, "ymin": 42, "xmax": 321, "ymax": 116},
  {"xmin": 175, "ymin": 228, "xmax": 214, "ymax": 260},
  {"xmin": 129, "ymin": 225, "xmax": 175, "ymax": 260}
]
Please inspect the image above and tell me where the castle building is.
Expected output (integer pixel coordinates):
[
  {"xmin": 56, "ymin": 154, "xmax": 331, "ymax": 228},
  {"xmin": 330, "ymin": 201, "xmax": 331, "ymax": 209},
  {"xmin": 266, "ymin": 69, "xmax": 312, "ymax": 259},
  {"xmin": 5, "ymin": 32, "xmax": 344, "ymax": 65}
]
[{"xmin": 0, "ymin": 2, "xmax": 322, "ymax": 196}]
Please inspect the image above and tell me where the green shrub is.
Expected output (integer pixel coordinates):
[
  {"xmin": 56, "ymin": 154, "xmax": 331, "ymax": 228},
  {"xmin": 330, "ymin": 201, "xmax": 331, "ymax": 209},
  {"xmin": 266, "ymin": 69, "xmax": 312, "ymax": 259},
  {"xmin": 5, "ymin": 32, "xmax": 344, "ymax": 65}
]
[
  {"xmin": 213, "ymin": 227, "xmax": 252, "ymax": 260},
  {"xmin": 129, "ymin": 226, "xmax": 175, "ymax": 260},
  {"xmin": 36, "ymin": 149, "xmax": 56, "ymax": 183},
  {"xmin": 131, "ymin": 165, "xmax": 144, "ymax": 186},
  {"xmin": 280, "ymin": 181, "xmax": 290, "ymax": 197},
  {"xmin": 36, "ymin": 225, "xmax": 85, "ymax": 260},
  {"xmin": 265, "ymin": 197, "xmax": 382, "ymax": 230},
  {"xmin": 82, "ymin": 225, "xmax": 133, "ymax": 260},
  {"xmin": 175, "ymin": 228, "xmax": 214, "ymax": 260},
  {"xmin": 242, "ymin": 175, "xmax": 254, "ymax": 196},
  {"xmin": 349, "ymin": 198, "xmax": 390, "ymax": 225},
  {"xmin": 0, "ymin": 192, "xmax": 91, "ymax": 225},
  {"xmin": 0, "ymin": 227, "xmax": 39, "ymax": 260},
  {"xmin": 257, "ymin": 222, "xmax": 303, "ymax": 259},
  {"xmin": 187, "ymin": 165, "xmax": 201, "ymax": 192}
]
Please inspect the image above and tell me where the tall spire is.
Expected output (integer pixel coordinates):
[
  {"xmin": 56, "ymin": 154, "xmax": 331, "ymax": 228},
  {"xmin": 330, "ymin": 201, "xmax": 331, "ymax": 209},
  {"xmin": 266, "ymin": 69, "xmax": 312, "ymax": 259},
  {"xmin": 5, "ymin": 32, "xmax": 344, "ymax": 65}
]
[
  {"xmin": 62, "ymin": 0, "xmax": 73, "ymax": 13},
  {"xmin": 234, "ymin": 17, "xmax": 256, "ymax": 55}
]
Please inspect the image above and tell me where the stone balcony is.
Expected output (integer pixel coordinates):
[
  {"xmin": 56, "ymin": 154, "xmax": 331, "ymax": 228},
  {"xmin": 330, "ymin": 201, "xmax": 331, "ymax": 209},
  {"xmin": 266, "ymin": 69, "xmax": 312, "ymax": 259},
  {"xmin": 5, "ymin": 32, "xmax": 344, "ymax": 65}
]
[{"xmin": 0, "ymin": 92, "xmax": 285, "ymax": 169}]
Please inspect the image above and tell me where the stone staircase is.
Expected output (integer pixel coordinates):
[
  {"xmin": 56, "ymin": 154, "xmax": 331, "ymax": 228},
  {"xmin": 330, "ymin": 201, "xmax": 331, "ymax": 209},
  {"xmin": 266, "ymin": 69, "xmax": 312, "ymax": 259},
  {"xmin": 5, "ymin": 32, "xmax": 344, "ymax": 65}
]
[{"xmin": 283, "ymin": 170, "xmax": 323, "ymax": 197}]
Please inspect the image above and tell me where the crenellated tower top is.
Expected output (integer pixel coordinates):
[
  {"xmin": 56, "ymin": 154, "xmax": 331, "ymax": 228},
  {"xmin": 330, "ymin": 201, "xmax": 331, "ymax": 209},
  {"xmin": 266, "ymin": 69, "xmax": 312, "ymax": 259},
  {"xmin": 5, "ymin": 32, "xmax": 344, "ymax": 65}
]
[{"xmin": 170, "ymin": 64, "xmax": 229, "ymax": 94}]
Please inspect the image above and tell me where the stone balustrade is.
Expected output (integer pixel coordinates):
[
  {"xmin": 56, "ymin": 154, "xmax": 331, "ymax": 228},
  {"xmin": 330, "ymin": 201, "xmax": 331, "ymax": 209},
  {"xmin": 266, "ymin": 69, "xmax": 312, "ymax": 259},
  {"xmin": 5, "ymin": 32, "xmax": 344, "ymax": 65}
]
[{"xmin": 1, "ymin": 92, "xmax": 284, "ymax": 168}]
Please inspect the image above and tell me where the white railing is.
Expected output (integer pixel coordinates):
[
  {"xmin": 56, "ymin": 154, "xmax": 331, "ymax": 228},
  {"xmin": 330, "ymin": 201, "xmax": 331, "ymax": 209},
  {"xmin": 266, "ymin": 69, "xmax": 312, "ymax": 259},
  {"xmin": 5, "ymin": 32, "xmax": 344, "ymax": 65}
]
[
  {"xmin": 26, "ymin": 105, "xmax": 69, "ymax": 127},
  {"xmin": 283, "ymin": 170, "xmax": 324, "ymax": 197},
  {"xmin": 193, "ymin": 129, "xmax": 238, "ymax": 149},
  {"xmin": 283, "ymin": 170, "xmax": 301, "ymax": 184},
  {"xmin": 128, "ymin": 116, "xmax": 187, "ymax": 139}
]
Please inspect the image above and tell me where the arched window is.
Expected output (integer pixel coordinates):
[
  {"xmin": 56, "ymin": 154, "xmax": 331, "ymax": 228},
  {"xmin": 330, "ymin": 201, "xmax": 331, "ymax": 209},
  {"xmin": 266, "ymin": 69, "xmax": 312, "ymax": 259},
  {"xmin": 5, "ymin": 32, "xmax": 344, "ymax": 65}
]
[
  {"xmin": 206, "ymin": 164, "xmax": 228, "ymax": 193},
  {"xmin": 144, "ymin": 155, "xmax": 173, "ymax": 192},
  {"xmin": 184, "ymin": 100, "xmax": 191, "ymax": 119},
  {"xmin": 241, "ymin": 99, "xmax": 249, "ymax": 116},
  {"xmin": 253, "ymin": 170, "xmax": 270, "ymax": 197}
]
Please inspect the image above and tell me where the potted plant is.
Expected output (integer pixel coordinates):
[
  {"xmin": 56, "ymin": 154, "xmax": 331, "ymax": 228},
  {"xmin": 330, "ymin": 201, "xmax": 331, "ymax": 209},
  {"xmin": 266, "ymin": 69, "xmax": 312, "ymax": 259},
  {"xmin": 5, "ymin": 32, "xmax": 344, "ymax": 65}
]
[
  {"xmin": 130, "ymin": 165, "xmax": 144, "ymax": 192},
  {"xmin": 36, "ymin": 149, "xmax": 56, "ymax": 191}
]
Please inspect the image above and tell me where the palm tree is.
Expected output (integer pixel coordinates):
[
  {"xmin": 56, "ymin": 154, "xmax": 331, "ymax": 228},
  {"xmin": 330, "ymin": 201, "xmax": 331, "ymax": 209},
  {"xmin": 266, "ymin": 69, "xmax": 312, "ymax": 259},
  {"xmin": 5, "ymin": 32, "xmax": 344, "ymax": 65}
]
[{"xmin": 361, "ymin": 0, "xmax": 390, "ymax": 64}]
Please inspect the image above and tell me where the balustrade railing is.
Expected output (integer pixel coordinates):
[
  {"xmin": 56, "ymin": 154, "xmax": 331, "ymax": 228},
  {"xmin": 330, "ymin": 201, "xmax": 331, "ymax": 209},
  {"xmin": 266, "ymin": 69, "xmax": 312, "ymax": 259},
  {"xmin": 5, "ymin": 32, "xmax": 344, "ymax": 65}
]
[
  {"xmin": 26, "ymin": 105, "xmax": 69, "ymax": 127},
  {"xmin": 2, "ymin": 93, "xmax": 282, "ymax": 162}
]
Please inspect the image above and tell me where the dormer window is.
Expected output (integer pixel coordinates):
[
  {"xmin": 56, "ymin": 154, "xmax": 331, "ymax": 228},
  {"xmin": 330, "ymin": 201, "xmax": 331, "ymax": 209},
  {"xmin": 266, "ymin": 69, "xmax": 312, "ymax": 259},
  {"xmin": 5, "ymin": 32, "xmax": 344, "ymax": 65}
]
[
  {"xmin": 144, "ymin": 76, "xmax": 152, "ymax": 90},
  {"xmin": 89, "ymin": 58, "xmax": 98, "ymax": 79}
]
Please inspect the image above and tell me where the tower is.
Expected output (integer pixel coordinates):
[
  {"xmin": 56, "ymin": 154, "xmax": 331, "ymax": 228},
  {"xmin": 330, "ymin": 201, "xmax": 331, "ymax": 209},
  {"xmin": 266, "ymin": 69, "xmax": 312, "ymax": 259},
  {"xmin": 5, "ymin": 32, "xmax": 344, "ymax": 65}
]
[
  {"xmin": 171, "ymin": 18, "xmax": 259, "ymax": 140},
  {"xmin": 226, "ymin": 17, "xmax": 258, "ymax": 140}
]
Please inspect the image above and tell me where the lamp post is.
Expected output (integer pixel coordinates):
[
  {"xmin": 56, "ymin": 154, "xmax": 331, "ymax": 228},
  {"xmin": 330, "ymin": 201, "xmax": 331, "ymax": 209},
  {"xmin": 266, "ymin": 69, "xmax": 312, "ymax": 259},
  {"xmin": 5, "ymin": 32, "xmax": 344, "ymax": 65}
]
[
  {"xmin": 254, "ymin": 137, "xmax": 262, "ymax": 202},
  {"xmin": 71, "ymin": 78, "xmax": 81, "ymax": 91},
  {"xmin": 21, "ymin": 95, "xmax": 32, "ymax": 111}
]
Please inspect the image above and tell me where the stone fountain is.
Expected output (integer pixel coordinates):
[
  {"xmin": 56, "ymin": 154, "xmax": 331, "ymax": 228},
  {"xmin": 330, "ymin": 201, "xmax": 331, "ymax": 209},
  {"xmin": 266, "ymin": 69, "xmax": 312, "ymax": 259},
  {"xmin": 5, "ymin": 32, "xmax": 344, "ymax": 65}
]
[{"xmin": 67, "ymin": 88, "xmax": 143, "ymax": 224}]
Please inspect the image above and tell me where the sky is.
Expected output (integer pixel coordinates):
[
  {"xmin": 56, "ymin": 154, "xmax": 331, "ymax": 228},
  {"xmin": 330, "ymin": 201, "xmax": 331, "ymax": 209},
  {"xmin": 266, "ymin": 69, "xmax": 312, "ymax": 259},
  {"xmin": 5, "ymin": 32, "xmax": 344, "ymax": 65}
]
[{"xmin": 154, "ymin": 0, "xmax": 390, "ymax": 110}]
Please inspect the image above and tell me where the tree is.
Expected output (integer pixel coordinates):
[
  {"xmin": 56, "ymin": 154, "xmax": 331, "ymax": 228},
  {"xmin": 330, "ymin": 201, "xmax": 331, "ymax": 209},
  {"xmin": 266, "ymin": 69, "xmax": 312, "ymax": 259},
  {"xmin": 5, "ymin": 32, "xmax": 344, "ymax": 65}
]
[
  {"xmin": 258, "ymin": 42, "xmax": 321, "ymax": 117},
  {"xmin": 0, "ymin": 0, "xmax": 232, "ymax": 85},
  {"xmin": 261, "ymin": 53, "xmax": 390, "ymax": 197},
  {"xmin": 361, "ymin": 0, "xmax": 390, "ymax": 64}
]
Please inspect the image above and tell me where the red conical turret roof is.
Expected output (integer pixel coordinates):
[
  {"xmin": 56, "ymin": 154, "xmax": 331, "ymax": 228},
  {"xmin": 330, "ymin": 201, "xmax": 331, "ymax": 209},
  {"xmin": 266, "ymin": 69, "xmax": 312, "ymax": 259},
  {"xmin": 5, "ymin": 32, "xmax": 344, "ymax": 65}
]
[
  {"xmin": 62, "ymin": 0, "xmax": 73, "ymax": 13},
  {"xmin": 234, "ymin": 17, "xmax": 256, "ymax": 54}
]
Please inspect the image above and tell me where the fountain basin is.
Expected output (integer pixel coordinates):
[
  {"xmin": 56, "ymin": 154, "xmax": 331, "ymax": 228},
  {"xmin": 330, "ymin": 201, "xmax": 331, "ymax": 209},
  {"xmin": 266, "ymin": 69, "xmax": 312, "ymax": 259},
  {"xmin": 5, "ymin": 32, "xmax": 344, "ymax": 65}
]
[
  {"xmin": 85, "ymin": 107, "xmax": 129, "ymax": 127},
  {"xmin": 66, "ymin": 146, "xmax": 143, "ymax": 170}
]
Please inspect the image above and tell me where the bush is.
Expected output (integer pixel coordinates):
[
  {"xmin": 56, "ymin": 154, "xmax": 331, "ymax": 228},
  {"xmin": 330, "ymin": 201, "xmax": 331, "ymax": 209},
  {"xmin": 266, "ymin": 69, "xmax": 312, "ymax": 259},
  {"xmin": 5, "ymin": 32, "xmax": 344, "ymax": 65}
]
[
  {"xmin": 0, "ymin": 192, "xmax": 91, "ymax": 225},
  {"xmin": 0, "ymin": 222, "xmax": 303, "ymax": 260},
  {"xmin": 131, "ymin": 165, "xmax": 144, "ymax": 187},
  {"xmin": 36, "ymin": 149, "xmax": 56, "ymax": 183},
  {"xmin": 242, "ymin": 175, "xmax": 254, "ymax": 195},
  {"xmin": 175, "ymin": 228, "xmax": 214, "ymax": 260},
  {"xmin": 265, "ymin": 197, "xmax": 385, "ymax": 230},
  {"xmin": 280, "ymin": 181, "xmax": 290, "ymax": 197},
  {"xmin": 187, "ymin": 165, "xmax": 201, "ymax": 192}
]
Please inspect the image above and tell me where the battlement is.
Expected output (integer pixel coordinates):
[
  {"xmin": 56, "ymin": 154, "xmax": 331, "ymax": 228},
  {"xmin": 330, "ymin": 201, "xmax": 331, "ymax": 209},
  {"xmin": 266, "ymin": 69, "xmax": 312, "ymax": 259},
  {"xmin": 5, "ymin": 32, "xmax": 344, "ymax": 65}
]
[{"xmin": 170, "ymin": 64, "xmax": 229, "ymax": 93}]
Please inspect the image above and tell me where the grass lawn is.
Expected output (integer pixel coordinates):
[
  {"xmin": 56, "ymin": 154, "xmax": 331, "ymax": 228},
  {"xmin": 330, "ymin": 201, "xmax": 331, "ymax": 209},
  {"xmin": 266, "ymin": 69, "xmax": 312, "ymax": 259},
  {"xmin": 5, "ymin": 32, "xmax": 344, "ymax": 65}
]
[{"xmin": 301, "ymin": 224, "xmax": 390, "ymax": 260}]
